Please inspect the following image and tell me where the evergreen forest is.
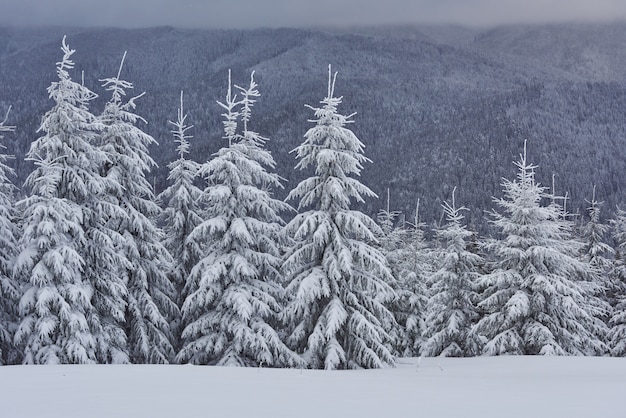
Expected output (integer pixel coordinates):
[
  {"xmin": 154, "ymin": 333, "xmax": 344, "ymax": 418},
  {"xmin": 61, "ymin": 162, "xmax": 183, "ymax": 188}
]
[{"xmin": 0, "ymin": 26, "xmax": 625, "ymax": 368}]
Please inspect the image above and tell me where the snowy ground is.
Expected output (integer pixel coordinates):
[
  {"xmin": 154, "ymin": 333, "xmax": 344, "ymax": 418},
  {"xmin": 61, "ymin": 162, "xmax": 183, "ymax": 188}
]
[{"xmin": 1, "ymin": 356, "xmax": 624, "ymax": 418}]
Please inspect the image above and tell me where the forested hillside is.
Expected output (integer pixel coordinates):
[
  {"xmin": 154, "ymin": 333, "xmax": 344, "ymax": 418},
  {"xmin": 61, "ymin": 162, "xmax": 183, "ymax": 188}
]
[
  {"xmin": 2, "ymin": 24, "xmax": 626, "ymax": 368},
  {"xmin": 2, "ymin": 23, "xmax": 626, "ymax": 229}
]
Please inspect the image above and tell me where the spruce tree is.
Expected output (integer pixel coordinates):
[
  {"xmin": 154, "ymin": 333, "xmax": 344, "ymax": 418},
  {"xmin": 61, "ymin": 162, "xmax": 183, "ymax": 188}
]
[
  {"xmin": 99, "ymin": 53, "xmax": 177, "ymax": 364},
  {"xmin": 377, "ymin": 194, "xmax": 429, "ymax": 356},
  {"xmin": 0, "ymin": 108, "xmax": 19, "ymax": 364},
  {"xmin": 476, "ymin": 143, "xmax": 606, "ymax": 355},
  {"xmin": 393, "ymin": 211, "xmax": 430, "ymax": 357},
  {"xmin": 580, "ymin": 188, "xmax": 614, "ymax": 275},
  {"xmin": 608, "ymin": 209, "xmax": 626, "ymax": 356},
  {"xmin": 577, "ymin": 188, "xmax": 613, "ymax": 326},
  {"xmin": 178, "ymin": 71, "xmax": 298, "ymax": 367},
  {"xmin": 14, "ymin": 37, "xmax": 102, "ymax": 364},
  {"xmin": 376, "ymin": 190, "xmax": 407, "ymax": 355},
  {"xmin": 282, "ymin": 66, "xmax": 396, "ymax": 370},
  {"xmin": 422, "ymin": 189, "xmax": 483, "ymax": 357},
  {"xmin": 83, "ymin": 57, "xmax": 134, "ymax": 364},
  {"xmin": 158, "ymin": 91, "xmax": 203, "ymax": 350}
]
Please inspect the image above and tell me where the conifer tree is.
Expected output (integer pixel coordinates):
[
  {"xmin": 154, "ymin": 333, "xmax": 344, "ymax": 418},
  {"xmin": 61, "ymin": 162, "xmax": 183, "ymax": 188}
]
[
  {"xmin": 282, "ymin": 66, "xmax": 396, "ymax": 370},
  {"xmin": 476, "ymin": 142, "xmax": 607, "ymax": 356},
  {"xmin": 376, "ymin": 190, "xmax": 407, "ymax": 354},
  {"xmin": 393, "ymin": 211, "xmax": 430, "ymax": 356},
  {"xmin": 377, "ymin": 193, "xmax": 429, "ymax": 356},
  {"xmin": 0, "ymin": 108, "xmax": 19, "ymax": 364},
  {"xmin": 422, "ymin": 188, "xmax": 483, "ymax": 357},
  {"xmin": 82, "ymin": 58, "xmax": 133, "ymax": 364},
  {"xmin": 607, "ymin": 209, "xmax": 626, "ymax": 356},
  {"xmin": 14, "ymin": 37, "xmax": 102, "ymax": 364},
  {"xmin": 578, "ymin": 188, "xmax": 613, "ymax": 325},
  {"xmin": 178, "ymin": 71, "xmax": 298, "ymax": 367},
  {"xmin": 99, "ymin": 53, "xmax": 177, "ymax": 364},
  {"xmin": 158, "ymin": 91, "xmax": 203, "ymax": 348},
  {"xmin": 580, "ymin": 188, "xmax": 614, "ymax": 276}
]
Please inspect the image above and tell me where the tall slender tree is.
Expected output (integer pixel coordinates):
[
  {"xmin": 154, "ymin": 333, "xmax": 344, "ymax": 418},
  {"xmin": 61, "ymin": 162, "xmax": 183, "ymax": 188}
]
[
  {"xmin": 376, "ymin": 189, "xmax": 407, "ymax": 354},
  {"xmin": 608, "ymin": 209, "xmax": 626, "ymax": 356},
  {"xmin": 158, "ymin": 91, "xmax": 203, "ymax": 350},
  {"xmin": 98, "ymin": 52, "xmax": 177, "ymax": 364},
  {"xmin": 282, "ymin": 66, "xmax": 396, "ymax": 370},
  {"xmin": 422, "ymin": 188, "xmax": 483, "ymax": 357},
  {"xmin": 178, "ymin": 71, "xmax": 298, "ymax": 367},
  {"xmin": 14, "ymin": 37, "xmax": 102, "ymax": 364},
  {"xmin": 577, "ymin": 188, "xmax": 613, "ymax": 327},
  {"xmin": 476, "ymin": 142, "xmax": 606, "ymax": 355},
  {"xmin": 377, "ymin": 193, "xmax": 429, "ymax": 356},
  {"xmin": 0, "ymin": 107, "xmax": 19, "ymax": 364},
  {"xmin": 393, "ymin": 205, "xmax": 430, "ymax": 357}
]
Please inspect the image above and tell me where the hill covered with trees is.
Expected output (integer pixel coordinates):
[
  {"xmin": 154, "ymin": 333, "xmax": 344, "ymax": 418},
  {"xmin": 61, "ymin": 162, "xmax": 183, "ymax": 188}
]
[
  {"xmin": 1, "ymin": 25, "xmax": 626, "ymax": 367},
  {"xmin": 2, "ymin": 23, "xmax": 626, "ymax": 229}
]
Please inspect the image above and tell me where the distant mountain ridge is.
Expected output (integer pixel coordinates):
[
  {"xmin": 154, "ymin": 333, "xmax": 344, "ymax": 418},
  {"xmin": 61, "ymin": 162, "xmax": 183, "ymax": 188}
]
[{"xmin": 1, "ymin": 23, "xmax": 626, "ymax": 231}]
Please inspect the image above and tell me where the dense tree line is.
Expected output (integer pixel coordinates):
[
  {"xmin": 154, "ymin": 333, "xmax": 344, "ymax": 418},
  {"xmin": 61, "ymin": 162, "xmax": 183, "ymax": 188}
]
[{"xmin": 0, "ymin": 37, "xmax": 625, "ymax": 369}]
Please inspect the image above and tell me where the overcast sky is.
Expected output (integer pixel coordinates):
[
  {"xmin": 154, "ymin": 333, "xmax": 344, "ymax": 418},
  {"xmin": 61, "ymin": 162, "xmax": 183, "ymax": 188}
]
[{"xmin": 1, "ymin": 0, "xmax": 626, "ymax": 29}]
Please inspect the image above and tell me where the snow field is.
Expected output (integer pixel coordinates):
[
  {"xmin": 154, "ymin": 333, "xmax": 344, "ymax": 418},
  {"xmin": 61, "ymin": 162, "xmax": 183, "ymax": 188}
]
[{"xmin": 1, "ymin": 356, "xmax": 624, "ymax": 418}]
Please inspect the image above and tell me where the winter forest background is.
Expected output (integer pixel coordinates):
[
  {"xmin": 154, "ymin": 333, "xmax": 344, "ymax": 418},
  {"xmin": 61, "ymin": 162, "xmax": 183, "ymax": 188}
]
[{"xmin": 1, "ymin": 23, "xmax": 626, "ymax": 368}]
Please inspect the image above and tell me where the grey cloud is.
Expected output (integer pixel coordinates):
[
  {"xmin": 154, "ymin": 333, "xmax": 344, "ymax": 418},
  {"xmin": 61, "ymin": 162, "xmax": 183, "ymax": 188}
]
[{"xmin": 1, "ymin": 0, "xmax": 626, "ymax": 28}]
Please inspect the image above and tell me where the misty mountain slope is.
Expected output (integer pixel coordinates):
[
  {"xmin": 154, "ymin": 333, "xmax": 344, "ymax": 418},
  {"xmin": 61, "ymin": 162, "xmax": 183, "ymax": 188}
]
[
  {"xmin": 471, "ymin": 23, "xmax": 626, "ymax": 82},
  {"xmin": 247, "ymin": 30, "xmax": 537, "ymax": 219},
  {"xmin": 1, "ymin": 24, "xmax": 626, "ymax": 230}
]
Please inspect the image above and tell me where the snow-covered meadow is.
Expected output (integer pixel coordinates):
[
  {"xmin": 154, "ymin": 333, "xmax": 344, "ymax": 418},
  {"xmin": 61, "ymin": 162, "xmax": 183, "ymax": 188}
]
[{"xmin": 1, "ymin": 356, "xmax": 624, "ymax": 418}]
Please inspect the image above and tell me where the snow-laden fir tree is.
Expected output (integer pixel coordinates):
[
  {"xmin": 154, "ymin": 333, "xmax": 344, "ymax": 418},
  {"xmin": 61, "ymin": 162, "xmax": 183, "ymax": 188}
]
[
  {"xmin": 157, "ymin": 91, "xmax": 203, "ymax": 349},
  {"xmin": 377, "ymin": 193, "xmax": 429, "ymax": 356},
  {"xmin": 578, "ymin": 187, "xmax": 613, "ymax": 324},
  {"xmin": 98, "ymin": 53, "xmax": 177, "ymax": 364},
  {"xmin": 376, "ymin": 189, "xmax": 407, "ymax": 354},
  {"xmin": 607, "ymin": 208, "xmax": 626, "ymax": 356},
  {"xmin": 178, "ymin": 71, "xmax": 299, "ymax": 367},
  {"xmin": 580, "ymin": 187, "xmax": 614, "ymax": 276},
  {"xmin": 475, "ymin": 142, "xmax": 607, "ymax": 356},
  {"xmin": 282, "ymin": 66, "xmax": 396, "ymax": 370},
  {"xmin": 14, "ymin": 37, "xmax": 102, "ymax": 364},
  {"xmin": 0, "ymin": 108, "xmax": 19, "ymax": 364},
  {"xmin": 393, "ymin": 206, "xmax": 430, "ymax": 356},
  {"xmin": 77, "ymin": 56, "xmax": 135, "ymax": 364},
  {"xmin": 422, "ymin": 188, "xmax": 483, "ymax": 357}
]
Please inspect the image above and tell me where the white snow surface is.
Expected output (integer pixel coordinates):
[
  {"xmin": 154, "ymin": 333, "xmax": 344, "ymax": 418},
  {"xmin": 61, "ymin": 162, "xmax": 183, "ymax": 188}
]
[{"xmin": 1, "ymin": 356, "xmax": 624, "ymax": 418}]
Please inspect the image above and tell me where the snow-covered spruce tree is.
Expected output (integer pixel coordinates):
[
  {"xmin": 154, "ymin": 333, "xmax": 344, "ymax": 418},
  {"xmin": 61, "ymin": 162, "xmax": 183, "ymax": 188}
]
[
  {"xmin": 607, "ymin": 209, "xmax": 626, "ymax": 356},
  {"xmin": 609, "ymin": 295, "xmax": 626, "ymax": 356},
  {"xmin": 377, "ymin": 189, "xmax": 402, "ymax": 244},
  {"xmin": 578, "ymin": 188, "xmax": 613, "ymax": 324},
  {"xmin": 178, "ymin": 71, "xmax": 299, "ymax": 367},
  {"xmin": 157, "ymin": 91, "xmax": 203, "ymax": 349},
  {"xmin": 98, "ymin": 53, "xmax": 177, "ymax": 364},
  {"xmin": 282, "ymin": 66, "xmax": 396, "ymax": 370},
  {"xmin": 475, "ymin": 142, "xmax": 607, "ymax": 356},
  {"xmin": 14, "ymin": 37, "xmax": 103, "ymax": 364},
  {"xmin": 377, "ymin": 193, "xmax": 429, "ymax": 356},
  {"xmin": 580, "ymin": 188, "xmax": 614, "ymax": 276},
  {"xmin": 0, "ymin": 108, "xmax": 19, "ymax": 364},
  {"xmin": 422, "ymin": 188, "xmax": 483, "ymax": 357},
  {"xmin": 393, "ymin": 208, "xmax": 430, "ymax": 357},
  {"xmin": 375, "ymin": 190, "xmax": 407, "ymax": 355}
]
